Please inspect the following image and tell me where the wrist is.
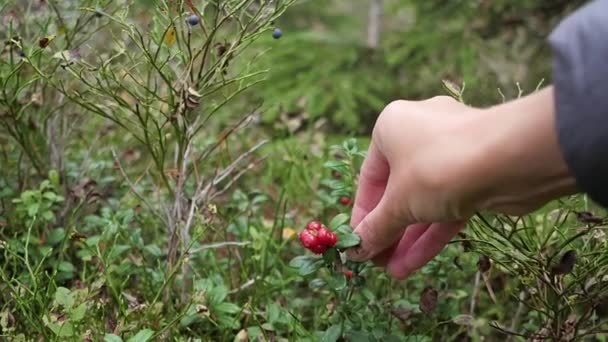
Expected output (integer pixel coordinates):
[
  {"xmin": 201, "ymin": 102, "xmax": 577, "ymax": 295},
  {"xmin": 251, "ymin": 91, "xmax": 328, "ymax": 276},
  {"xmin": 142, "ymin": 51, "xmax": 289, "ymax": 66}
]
[{"xmin": 467, "ymin": 87, "xmax": 577, "ymax": 214}]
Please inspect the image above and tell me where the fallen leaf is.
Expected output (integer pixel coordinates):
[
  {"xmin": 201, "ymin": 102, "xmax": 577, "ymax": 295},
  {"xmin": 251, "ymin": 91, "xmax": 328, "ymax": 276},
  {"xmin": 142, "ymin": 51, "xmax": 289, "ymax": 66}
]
[
  {"xmin": 551, "ymin": 250, "xmax": 577, "ymax": 275},
  {"xmin": 419, "ymin": 286, "xmax": 438, "ymax": 314},
  {"xmin": 164, "ymin": 27, "xmax": 176, "ymax": 46},
  {"xmin": 282, "ymin": 227, "xmax": 296, "ymax": 240}
]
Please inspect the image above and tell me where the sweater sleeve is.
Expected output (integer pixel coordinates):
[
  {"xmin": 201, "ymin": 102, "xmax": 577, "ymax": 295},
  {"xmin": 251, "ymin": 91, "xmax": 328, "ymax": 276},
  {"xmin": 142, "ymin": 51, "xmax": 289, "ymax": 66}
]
[{"xmin": 549, "ymin": 0, "xmax": 608, "ymax": 207}]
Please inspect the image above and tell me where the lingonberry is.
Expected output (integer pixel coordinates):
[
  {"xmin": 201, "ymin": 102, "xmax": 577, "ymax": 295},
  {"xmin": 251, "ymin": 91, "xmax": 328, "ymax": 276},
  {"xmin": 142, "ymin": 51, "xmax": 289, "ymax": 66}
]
[
  {"xmin": 309, "ymin": 244, "xmax": 328, "ymax": 254},
  {"xmin": 317, "ymin": 227, "xmax": 337, "ymax": 247},
  {"xmin": 343, "ymin": 269, "xmax": 353, "ymax": 280},
  {"xmin": 186, "ymin": 14, "xmax": 201, "ymax": 26},
  {"xmin": 299, "ymin": 230, "xmax": 318, "ymax": 249},
  {"xmin": 306, "ymin": 220, "xmax": 323, "ymax": 231},
  {"xmin": 272, "ymin": 28, "xmax": 283, "ymax": 39},
  {"xmin": 339, "ymin": 196, "xmax": 351, "ymax": 206}
]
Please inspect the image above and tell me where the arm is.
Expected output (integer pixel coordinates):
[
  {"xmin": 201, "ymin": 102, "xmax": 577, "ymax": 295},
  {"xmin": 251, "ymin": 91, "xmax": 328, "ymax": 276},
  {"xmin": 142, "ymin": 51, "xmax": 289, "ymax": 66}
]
[
  {"xmin": 346, "ymin": 89, "xmax": 576, "ymax": 279},
  {"xmin": 550, "ymin": 0, "xmax": 608, "ymax": 206}
]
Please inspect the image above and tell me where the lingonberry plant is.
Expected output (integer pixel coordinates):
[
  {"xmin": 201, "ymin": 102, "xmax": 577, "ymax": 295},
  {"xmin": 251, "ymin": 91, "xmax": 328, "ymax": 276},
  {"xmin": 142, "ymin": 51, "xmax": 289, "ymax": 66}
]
[{"xmin": 290, "ymin": 139, "xmax": 396, "ymax": 340}]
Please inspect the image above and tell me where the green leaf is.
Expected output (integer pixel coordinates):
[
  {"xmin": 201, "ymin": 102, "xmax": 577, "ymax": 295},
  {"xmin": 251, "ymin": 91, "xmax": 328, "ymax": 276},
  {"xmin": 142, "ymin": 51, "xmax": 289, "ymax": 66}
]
[
  {"xmin": 329, "ymin": 214, "xmax": 349, "ymax": 230},
  {"xmin": 323, "ymin": 160, "xmax": 344, "ymax": 169},
  {"xmin": 143, "ymin": 244, "xmax": 163, "ymax": 257},
  {"xmin": 104, "ymin": 334, "xmax": 123, "ymax": 342},
  {"xmin": 215, "ymin": 302, "xmax": 240, "ymax": 315},
  {"xmin": 335, "ymin": 226, "xmax": 361, "ymax": 249},
  {"xmin": 69, "ymin": 303, "xmax": 87, "ymax": 322},
  {"xmin": 43, "ymin": 191, "xmax": 57, "ymax": 201},
  {"xmin": 53, "ymin": 322, "xmax": 74, "ymax": 337},
  {"xmin": 27, "ymin": 202, "xmax": 40, "ymax": 217},
  {"xmin": 261, "ymin": 322, "xmax": 275, "ymax": 331},
  {"xmin": 55, "ymin": 287, "xmax": 74, "ymax": 309},
  {"xmin": 42, "ymin": 210, "xmax": 55, "ymax": 222},
  {"xmin": 322, "ymin": 248, "xmax": 338, "ymax": 264},
  {"xmin": 58, "ymin": 261, "xmax": 76, "ymax": 273},
  {"xmin": 327, "ymin": 272, "xmax": 347, "ymax": 291},
  {"xmin": 127, "ymin": 329, "xmax": 154, "ymax": 342},
  {"xmin": 288, "ymin": 255, "xmax": 323, "ymax": 276},
  {"xmin": 267, "ymin": 303, "xmax": 280, "ymax": 324},
  {"xmin": 49, "ymin": 170, "xmax": 60, "ymax": 187},
  {"xmin": 344, "ymin": 331, "xmax": 372, "ymax": 342},
  {"xmin": 48, "ymin": 228, "xmax": 66, "ymax": 245},
  {"xmin": 321, "ymin": 324, "xmax": 342, "ymax": 342}
]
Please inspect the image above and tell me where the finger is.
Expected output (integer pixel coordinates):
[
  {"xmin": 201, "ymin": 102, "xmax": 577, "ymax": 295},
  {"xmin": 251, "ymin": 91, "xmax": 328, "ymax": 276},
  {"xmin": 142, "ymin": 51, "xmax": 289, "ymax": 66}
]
[
  {"xmin": 373, "ymin": 223, "xmax": 430, "ymax": 266},
  {"xmin": 346, "ymin": 189, "xmax": 412, "ymax": 262},
  {"xmin": 372, "ymin": 241, "xmax": 398, "ymax": 266},
  {"xmin": 387, "ymin": 221, "xmax": 465, "ymax": 279},
  {"xmin": 350, "ymin": 142, "xmax": 389, "ymax": 228}
]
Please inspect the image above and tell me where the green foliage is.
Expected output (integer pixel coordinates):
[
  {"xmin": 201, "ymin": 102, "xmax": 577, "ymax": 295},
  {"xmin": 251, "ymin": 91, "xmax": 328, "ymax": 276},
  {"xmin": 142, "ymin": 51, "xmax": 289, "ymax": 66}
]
[
  {"xmin": 253, "ymin": 0, "xmax": 585, "ymax": 132},
  {"xmin": 1, "ymin": 0, "xmax": 606, "ymax": 341}
]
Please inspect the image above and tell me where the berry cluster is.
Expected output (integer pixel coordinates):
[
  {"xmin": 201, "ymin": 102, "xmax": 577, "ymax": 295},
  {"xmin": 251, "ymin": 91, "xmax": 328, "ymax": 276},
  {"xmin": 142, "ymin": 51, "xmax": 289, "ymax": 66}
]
[{"xmin": 298, "ymin": 221, "xmax": 337, "ymax": 254}]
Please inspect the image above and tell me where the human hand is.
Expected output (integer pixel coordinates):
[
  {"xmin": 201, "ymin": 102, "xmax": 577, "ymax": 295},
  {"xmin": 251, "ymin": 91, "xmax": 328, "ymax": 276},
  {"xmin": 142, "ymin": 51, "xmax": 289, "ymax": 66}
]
[{"xmin": 347, "ymin": 87, "xmax": 577, "ymax": 279}]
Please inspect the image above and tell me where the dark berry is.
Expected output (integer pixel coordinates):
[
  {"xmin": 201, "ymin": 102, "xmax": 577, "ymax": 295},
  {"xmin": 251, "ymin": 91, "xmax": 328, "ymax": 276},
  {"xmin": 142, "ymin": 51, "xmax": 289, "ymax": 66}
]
[
  {"xmin": 306, "ymin": 221, "xmax": 323, "ymax": 231},
  {"xmin": 186, "ymin": 14, "xmax": 200, "ymax": 26},
  {"xmin": 298, "ymin": 230, "xmax": 317, "ymax": 249},
  {"xmin": 272, "ymin": 28, "xmax": 282, "ymax": 39},
  {"xmin": 309, "ymin": 244, "xmax": 327, "ymax": 254},
  {"xmin": 317, "ymin": 227, "xmax": 337, "ymax": 247},
  {"xmin": 94, "ymin": 8, "xmax": 103, "ymax": 18},
  {"xmin": 339, "ymin": 197, "xmax": 351, "ymax": 206}
]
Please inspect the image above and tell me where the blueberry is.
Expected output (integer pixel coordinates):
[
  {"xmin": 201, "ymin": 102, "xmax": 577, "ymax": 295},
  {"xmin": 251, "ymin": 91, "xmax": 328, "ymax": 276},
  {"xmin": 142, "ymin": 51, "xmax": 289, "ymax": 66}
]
[
  {"xmin": 272, "ymin": 28, "xmax": 282, "ymax": 39},
  {"xmin": 186, "ymin": 14, "xmax": 200, "ymax": 26}
]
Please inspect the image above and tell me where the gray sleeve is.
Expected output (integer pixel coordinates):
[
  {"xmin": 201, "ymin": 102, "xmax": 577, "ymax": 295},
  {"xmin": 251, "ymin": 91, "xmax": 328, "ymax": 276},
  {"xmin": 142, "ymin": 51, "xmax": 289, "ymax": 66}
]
[{"xmin": 549, "ymin": 0, "xmax": 608, "ymax": 206}]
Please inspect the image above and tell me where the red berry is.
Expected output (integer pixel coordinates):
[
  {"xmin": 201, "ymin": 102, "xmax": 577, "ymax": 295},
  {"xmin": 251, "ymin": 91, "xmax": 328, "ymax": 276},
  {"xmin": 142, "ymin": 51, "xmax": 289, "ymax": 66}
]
[
  {"xmin": 298, "ymin": 230, "xmax": 318, "ymax": 249},
  {"xmin": 339, "ymin": 197, "xmax": 351, "ymax": 206},
  {"xmin": 343, "ymin": 269, "xmax": 353, "ymax": 280},
  {"xmin": 309, "ymin": 244, "xmax": 328, "ymax": 254},
  {"xmin": 317, "ymin": 227, "xmax": 337, "ymax": 247},
  {"xmin": 306, "ymin": 220, "xmax": 323, "ymax": 231},
  {"xmin": 332, "ymin": 170, "xmax": 342, "ymax": 179}
]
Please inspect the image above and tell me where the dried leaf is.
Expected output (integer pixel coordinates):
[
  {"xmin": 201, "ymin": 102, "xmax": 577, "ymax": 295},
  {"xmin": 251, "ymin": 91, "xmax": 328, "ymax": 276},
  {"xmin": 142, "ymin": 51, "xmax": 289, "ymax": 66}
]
[
  {"xmin": 164, "ymin": 27, "xmax": 176, "ymax": 46},
  {"xmin": 477, "ymin": 255, "xmax": 491, "ymax": 273},
  {"xmin": 576, "ymin": 211, "xmax": 603, "ymax": 224},
  {"xmin": 442, "ymin": 79, "xmax": 461, "ymax": 98},
  {"xmin": 215, "ymin": 42, "xmax": 228, "ymax": 57},
  {"xmin": 282, "ymin": 227, "xmax": 296, "ymax": 240},
  {"xmin": 419, "ymin": 286, "xmax": 438, "ymax": 314},
  {"xmin": 31, "ymin": 91, "xmax": 43, "ymax": 106},
  {"xmin": 390, "ymin": 307, "xmax": 413, "ymax": 322},
  {"xmin": 164, "ymin": 169, "xmax": 181, "ymax": 177},
  {"xmin": 551, "ymin": 250, "xmax": 577, "ymax": 275},
  {"xmin": 452, "ymin": 314, "xmax": 474, "ymax": 326},
  {"xmin": 196, "ymin": 304, "xmax": 209, "ymax": 316},
  {"xmin": 39, "ymin": 35, "xmax": 55, "ymax": 48},
  {"xmin": 235, "ymin": 329, "xmax": 248, "ymax": 342}
]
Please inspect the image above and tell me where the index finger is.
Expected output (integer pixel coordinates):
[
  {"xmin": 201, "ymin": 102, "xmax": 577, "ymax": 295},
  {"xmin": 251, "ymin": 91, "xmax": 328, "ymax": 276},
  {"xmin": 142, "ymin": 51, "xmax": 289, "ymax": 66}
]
[{"xmin": 351, "ymin": 142, "xmax": 390, "ymax": 228}]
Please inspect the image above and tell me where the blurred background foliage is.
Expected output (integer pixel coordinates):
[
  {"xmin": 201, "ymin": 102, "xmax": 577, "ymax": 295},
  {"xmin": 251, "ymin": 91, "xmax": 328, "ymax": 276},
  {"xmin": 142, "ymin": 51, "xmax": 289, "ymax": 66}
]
[{"xmin": 250, "ymin": 0, "xmax": 586, "ymax": 133}]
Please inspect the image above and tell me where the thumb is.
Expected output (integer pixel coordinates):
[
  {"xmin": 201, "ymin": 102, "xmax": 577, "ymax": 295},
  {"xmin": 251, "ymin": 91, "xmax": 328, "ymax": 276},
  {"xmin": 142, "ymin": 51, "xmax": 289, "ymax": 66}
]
[{"xmin": 346, "ymin": 192, "xmax": 411, "ymax": 262}]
